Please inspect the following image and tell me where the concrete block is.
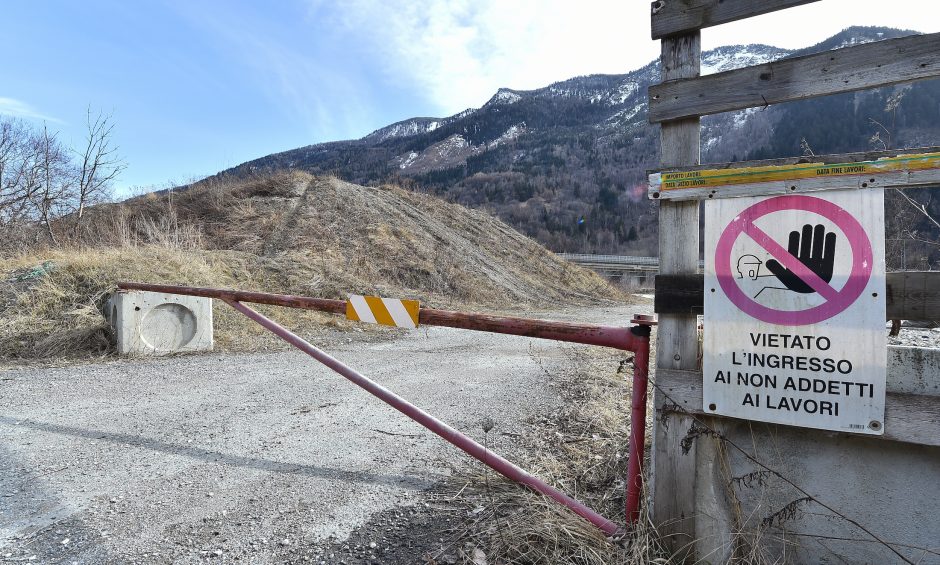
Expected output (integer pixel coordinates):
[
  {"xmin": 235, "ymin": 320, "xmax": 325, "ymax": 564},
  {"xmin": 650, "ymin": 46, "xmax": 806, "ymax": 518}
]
[
  {"xmin": 888, "ymin": 345, "xmax": 940, "ymax": 395},
  {"xmin": 689, "ymin": 346, "xmax": 940, "ymax": 564},
  {"xmin": 109, "ymin": 290, "xmax": 213, "ymax": 355}
]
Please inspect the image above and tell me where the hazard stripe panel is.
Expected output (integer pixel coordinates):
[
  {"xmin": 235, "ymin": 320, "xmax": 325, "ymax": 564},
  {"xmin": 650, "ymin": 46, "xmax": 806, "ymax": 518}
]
[{"xmin": 346, "ymin": 295, "xmax": 419, "ymax": 328}]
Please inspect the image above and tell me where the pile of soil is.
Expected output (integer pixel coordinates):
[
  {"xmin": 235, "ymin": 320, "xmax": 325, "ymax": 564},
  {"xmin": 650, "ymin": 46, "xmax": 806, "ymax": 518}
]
[{"xmin": 1, "ymin": 172, "xmax": 619, "ymax": 361}]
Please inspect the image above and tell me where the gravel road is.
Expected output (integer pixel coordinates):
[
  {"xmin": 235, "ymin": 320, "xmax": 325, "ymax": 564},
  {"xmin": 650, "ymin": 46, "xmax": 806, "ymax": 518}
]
[{"xmin": 0, "ymin": 305, "xmax": 644, "ymax": 564}]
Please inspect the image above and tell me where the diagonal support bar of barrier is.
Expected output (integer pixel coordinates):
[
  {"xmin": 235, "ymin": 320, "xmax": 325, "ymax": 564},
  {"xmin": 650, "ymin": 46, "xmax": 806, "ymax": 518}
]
[
  {"xmin": 116, "ymin": 282, "xmax": 653, "ymax": 532},
  {"xmin": 221, "ymin": 298, "xmax": 623, "ymax": 536}
]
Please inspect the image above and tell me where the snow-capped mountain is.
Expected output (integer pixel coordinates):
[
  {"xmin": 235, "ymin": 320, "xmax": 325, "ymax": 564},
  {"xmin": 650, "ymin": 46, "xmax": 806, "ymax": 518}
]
[{"xmin": 215, "ymin": 27, "xmax": 939, "ymax": 255}]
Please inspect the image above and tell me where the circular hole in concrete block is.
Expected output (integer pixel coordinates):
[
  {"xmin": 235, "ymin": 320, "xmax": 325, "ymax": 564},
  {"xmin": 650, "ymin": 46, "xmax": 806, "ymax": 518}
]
[{"xmin": 140, "ymin": 303, "xmax": 198, "ymax": 351}]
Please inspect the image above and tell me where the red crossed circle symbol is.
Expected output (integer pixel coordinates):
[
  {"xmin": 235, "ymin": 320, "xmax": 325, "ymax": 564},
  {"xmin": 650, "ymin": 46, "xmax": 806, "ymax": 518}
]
[{"xmin": 715, "ymin": 195, "xmax": 873, "ymax": 325}]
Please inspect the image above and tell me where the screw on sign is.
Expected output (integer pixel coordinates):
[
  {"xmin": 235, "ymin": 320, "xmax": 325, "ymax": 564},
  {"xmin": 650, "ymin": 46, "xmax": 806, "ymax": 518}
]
[{"xmin": 704, "ymin": 191, "xmax": 886, "ymax": 435}]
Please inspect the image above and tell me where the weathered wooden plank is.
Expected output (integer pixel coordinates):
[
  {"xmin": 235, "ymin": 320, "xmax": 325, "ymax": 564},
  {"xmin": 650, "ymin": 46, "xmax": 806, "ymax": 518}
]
[
  {"xmin": 653, "ymin": 31, "xmax": 701, "ymax": 561},
  {"xmin": 648, "ymin": 32, "xmax": 940, "ymax": 123},
  {"xmin": 651, "ymin": 0, "xmax": 820, "ymax": 39},
  {"xmin": 655, "ymin": 274, "xmax": 704, "ymax": 315},
  {"xmin": 655, "ymin": 368, "xmax": 940, "ymax": 447},
  {"xmin": 648, "ymin": 151, "xmax": 940, "ymax": 201},
  {"xmin": 887, "ymin": 271, "xmax": 940, "ymax": 320},
  {"xmin": 657, "ymin": 272, "xmax": 940, "ymax": 320}
]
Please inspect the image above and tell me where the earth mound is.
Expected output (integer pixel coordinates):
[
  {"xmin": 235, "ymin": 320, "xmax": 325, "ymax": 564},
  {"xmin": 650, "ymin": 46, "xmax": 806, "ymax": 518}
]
[{"xmin": 2, "ymin": 172, "xmax": 619, "ymax": 361}]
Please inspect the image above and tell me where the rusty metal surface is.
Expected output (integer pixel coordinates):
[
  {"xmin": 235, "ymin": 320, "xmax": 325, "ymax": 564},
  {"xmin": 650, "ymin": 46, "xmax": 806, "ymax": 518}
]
[
  {"xmin": 117, "ymin": 282, "xmax": 347, "ymax": 315},
  {"xmin": 419, "ymin": 308, "xmax": 641, "ymax": 351},
  {"xmin": 117, "ymin": 282, "xmax": 642, "ymax": 351},
  {"xmin": 626, "ymin": 331, "xmax": 651, "ymax": 526}
]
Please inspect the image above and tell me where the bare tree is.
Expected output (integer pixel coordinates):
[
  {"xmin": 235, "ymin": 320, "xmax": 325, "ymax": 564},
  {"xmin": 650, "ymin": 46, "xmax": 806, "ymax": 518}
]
[
  {"xmin": 0, "ymin": 117, "xmax": 40, "ymax": 225},
  {"xmin": 0, "ymin": 111, "xmax": 126, "ymax": 249},
  {"xmin": 34, "ymin": 124, "xmax": 73, "ymax": 244},
  {"xmin": 75, "ymin": 107, "xmax": 125, "ymax": 223},
  {"xmin": 868, "ymin": 87, "xmax": 908, "ymax": 151}
]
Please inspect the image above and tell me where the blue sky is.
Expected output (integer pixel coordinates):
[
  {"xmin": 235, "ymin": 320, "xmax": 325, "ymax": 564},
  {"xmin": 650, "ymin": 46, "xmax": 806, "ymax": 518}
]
[{"xmin": 2, "ymin": 1, "xmax": 938, "ymax": 195}]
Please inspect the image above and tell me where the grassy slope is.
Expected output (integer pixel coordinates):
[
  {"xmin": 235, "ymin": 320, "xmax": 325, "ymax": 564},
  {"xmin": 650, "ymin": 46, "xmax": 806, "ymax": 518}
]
[{"xmin": 1, "ymin": 172, "xmax": 620, "ymax": 362}]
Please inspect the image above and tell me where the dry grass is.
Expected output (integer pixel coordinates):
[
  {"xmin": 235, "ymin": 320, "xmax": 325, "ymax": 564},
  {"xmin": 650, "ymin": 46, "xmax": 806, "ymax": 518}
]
[
  {"xmin": 431, "ymin": 347, "xmax": 672, "ymax": 565},
  {"xmin": 1, "ymin": 171, "xmax": 621, "ymax": 363},
  {"xmin": 0, "ymin": 247, "xmax": 345, "ymax": 362}
]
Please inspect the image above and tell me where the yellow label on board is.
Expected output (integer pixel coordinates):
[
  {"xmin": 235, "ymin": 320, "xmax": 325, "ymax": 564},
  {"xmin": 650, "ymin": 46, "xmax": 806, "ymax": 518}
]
[{"xmin": 657, "ymin": 152, "xmax": 940, "ymax": 191}]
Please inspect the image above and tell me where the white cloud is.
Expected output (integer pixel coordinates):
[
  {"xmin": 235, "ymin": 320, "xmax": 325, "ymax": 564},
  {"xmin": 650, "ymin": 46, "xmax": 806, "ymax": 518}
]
[
  {"xmin": 317, "ymin": 0, "xmax": 940, "ymax": 117},
  {"xmin": 704, "ymin": 0, "xmax": 940, "ymax": 50},
  {"xmin": 321, "ymin": 0, "xmax": 651, "ymax": 116},
  {"xmin": 0, "ymin": 98, "xmax": 63, "ymax": 123}
]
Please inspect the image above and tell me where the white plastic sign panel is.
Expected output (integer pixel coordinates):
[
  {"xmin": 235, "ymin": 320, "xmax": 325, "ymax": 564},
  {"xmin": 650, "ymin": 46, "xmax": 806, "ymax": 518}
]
[{"xmin": 703, "ymin": 189, "xmax": 886, "ymax": 435}]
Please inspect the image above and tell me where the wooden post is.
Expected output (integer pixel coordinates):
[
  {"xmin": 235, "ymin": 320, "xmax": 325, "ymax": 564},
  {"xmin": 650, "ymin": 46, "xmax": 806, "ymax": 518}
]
[
  {"xmin": 645, "ymin": 2, "xmax": 940, "ymax": 562},
  {"xmin": 652, "ymin": 32, "xmax": 702, "ymax": 558}
]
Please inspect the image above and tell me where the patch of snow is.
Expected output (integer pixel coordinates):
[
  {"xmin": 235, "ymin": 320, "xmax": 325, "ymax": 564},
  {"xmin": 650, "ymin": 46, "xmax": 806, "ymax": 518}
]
[
  {"xmin": 609, "ymin": 81, "xmax": 638, "ymax": 104},
  {"xmin": 701, "ymin": 46, "xmax": 790, "ymax": 75},
  {"xmin": 732, "ymin": 107, "xmax": 759, "ymax": 128},
  {"xmin": 366, "ymin": 117, "xmax": 453, "ymax": 142},
  {"xmin": 608, "ymin": 102, "xmax": 646, "ymax": 124},
  {"xmin": 436, "ymin": 135, "xmax": 468, "ymax": 158},
  {"xmin": 488, "ymin": 123, "xmax": 526, "ymax": 149},
  {"xmin": 491, "ymin": 89, "xmax": 522, "ymax": 105},
  {"xmin": 703, "ymin": 136, "xmax": 720, "ymax": 151},
  {"xmin": 398, "ymin": 151, "xmax": 419, "ymax": 170},
  {"xmin": 835, "ymin": 36, "xmax": 878, "ymax": 49},
  {"xmin": 369, "ymin": 120, "xmax": 424, "ymax": 142},
  {"xmin": 388, "ymin": 122, "xmax": 421, "ymax": 139},
  {"xmin": 549, "ymin": 86, "xmax": 577, "ymax": 98}
]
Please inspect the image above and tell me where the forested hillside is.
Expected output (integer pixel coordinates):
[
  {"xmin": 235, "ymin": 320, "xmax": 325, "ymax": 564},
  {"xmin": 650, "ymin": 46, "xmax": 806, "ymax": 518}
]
[{"xmin": 209, "ymin": 27, "xmax": 939, "ymax": 267}]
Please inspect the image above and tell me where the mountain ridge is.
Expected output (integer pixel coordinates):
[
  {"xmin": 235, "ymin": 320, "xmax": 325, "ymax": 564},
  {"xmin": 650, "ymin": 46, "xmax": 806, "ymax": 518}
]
[{"xmin": 206, "ymin": 26, "xmax": 938, "ymax": 266}]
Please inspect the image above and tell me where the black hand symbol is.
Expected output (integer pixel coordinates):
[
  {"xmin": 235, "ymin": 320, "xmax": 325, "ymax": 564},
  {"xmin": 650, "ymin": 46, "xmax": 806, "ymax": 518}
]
[{"xmin": 765, "ymin": 224, "xmax": 837, "ymax": 294}]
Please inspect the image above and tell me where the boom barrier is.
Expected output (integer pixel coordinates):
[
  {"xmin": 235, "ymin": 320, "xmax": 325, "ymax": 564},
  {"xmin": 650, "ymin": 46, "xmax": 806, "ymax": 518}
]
[{"xmin": 117, "ymin": 281, "xmax": 655, "ymax": 535}]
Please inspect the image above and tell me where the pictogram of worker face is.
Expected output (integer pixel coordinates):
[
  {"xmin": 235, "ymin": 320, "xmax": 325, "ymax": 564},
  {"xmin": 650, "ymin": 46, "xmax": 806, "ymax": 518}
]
[{"xmin": 736, "ymin": 254, "xmax": 762, "ymax": 280}]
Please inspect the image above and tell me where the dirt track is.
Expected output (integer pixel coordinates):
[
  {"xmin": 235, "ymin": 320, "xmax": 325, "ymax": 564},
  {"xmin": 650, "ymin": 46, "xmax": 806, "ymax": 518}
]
[{"xmin": 0, "ymin": 305, "xmax": 644, "ymax": 564}]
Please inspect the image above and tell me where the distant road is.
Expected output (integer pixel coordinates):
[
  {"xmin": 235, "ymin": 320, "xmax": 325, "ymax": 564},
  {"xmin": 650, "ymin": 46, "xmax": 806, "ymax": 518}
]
[{"xmin": 558, "ymin": 253, "xmax": 704, "ymax": 275}]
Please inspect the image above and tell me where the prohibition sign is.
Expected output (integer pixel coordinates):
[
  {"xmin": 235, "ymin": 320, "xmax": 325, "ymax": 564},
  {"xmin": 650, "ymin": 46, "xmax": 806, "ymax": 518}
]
[{"xmin": 715, "ymin": 194, "xmax": 873, "ymax": 325}]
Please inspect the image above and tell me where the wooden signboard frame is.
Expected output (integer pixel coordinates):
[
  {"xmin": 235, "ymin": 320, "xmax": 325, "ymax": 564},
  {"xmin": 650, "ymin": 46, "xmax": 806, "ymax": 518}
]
[{"xmin": 647, "ymin": 1, "xmax": 940, "ymax": 558}]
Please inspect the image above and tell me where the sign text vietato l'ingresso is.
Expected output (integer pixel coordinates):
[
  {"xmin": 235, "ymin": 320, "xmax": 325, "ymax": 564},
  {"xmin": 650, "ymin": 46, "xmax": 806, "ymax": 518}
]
[{"xmin": 703, "ymin": 190, "xmax": 887, "ymax": 434}]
